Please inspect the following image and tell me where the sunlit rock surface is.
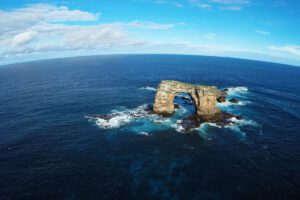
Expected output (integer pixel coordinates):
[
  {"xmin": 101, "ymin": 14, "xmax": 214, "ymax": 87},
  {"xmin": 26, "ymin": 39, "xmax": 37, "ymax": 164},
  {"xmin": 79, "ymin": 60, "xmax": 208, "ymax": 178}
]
[{"xmin": 153, "ymin": 80, "xmax": 222, "ymax": 120}]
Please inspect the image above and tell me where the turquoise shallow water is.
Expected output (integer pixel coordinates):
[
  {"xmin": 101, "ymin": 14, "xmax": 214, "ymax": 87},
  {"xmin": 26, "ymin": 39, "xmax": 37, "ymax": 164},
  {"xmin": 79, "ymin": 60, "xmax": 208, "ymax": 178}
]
[{"xmin": 0, "ymin": 55, "xmax": 300, "ymax": 199}]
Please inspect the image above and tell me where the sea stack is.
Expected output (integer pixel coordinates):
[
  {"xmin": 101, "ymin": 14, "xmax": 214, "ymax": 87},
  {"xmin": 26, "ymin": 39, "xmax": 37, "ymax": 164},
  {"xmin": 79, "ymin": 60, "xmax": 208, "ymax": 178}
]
[{"xmin": 153, "ymin": 80, "xmax": 222, "ymax": 120}]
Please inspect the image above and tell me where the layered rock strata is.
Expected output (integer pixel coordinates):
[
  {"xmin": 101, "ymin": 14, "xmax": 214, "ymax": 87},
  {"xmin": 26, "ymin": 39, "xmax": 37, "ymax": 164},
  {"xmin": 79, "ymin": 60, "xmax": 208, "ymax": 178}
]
[{"xmin": 153, "ymin": 80, "xmax": 222, "ymax": 119}]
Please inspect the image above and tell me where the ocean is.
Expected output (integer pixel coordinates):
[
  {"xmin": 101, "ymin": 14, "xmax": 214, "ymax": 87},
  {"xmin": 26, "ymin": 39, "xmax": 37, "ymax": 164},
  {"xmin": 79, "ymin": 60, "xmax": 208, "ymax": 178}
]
[{"xmin": 0, "ymin": 55, "xmax": 299, "ymax": 199}]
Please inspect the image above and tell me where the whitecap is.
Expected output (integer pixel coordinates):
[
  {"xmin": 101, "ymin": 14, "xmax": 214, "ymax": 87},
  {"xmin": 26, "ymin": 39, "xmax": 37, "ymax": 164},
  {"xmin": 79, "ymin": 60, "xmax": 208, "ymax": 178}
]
[
  {"xmin": 217, "ymin": 100, "xmax": 249, "ymax": 107},
  {"xmin": 226, "ymin": 86, "xmax": 248, "ymax": 94},
  {"xmin": 195, "ymin": 115, "xmax": 258, "ymax": 137},
  {"xmin": 171, "ymin": 120, "xmax": 186, "ymax": 133},
  {"xmin": 174, "ymin": 106, "xmax": 189, "ymax": 116},
  {"xmin": 138, "ymin": 131, "xmax": 149, "ymax": 136},
  {"xmin": 204, "ymin": 122, "xmax": 223, "ymax": 128},
  {"xmin": 176, "ymin": 93, "xmax": 191, "ymax": 98},
  {"xmin": 88, "ymin": 104, "xmax": 152, "ymax": 129},
  {"xmin": 225, "ymin": 87, "xmax": 248, "ymax": 98},
  {"xmin": 228, "ymin": 126, "xmax": 246, "ymax": 137},
  {"xmin": 140, "ymin": 86, "xmax": 157, "ymax": 91},
  {"xmin": 198, "ymin": 123, "xmax": 213, "ymax": 135},
  {"xmin": 228, "ymin": 117, "xmax": 258, "ymax": 127},
  {"xmin": 95, "ymin": 114, "xmax": 132, "ymax": 129}
]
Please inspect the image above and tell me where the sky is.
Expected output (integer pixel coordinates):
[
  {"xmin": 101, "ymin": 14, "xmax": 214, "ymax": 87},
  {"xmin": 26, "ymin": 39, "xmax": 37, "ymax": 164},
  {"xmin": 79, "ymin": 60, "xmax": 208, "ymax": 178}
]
[{"xmin": 0, "ymin": 0, "xmax": 300, "ymax": 66}]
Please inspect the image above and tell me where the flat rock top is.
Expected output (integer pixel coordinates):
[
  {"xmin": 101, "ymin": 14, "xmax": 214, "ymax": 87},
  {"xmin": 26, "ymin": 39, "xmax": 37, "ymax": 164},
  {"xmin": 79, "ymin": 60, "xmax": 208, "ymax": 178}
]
[{"xmin": 158, "ymin": 80, "xmax": 220, "ymax": 94}]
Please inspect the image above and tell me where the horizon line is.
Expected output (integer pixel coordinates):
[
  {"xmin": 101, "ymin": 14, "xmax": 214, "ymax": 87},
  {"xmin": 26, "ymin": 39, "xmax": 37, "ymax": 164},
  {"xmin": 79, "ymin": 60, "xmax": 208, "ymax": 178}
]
[{"xmin": 1, "ymin": 53, "xmax": 299, "ymax": 69}]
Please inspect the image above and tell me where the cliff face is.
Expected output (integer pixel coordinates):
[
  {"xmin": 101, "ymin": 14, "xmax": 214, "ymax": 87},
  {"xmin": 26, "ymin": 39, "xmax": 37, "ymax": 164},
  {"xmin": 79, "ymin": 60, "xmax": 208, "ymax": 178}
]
[{"xmin": 153, "ymin": 80, "xmax": 222, "ymax": 119}]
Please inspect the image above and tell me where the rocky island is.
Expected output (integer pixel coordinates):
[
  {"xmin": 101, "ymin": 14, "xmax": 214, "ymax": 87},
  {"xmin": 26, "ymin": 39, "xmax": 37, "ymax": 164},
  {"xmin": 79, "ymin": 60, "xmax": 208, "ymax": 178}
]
[
  {"xmin": 86, "ymin": 80, "xmax": 242, "ymax": 133},
  {"xmin": 153, "ymin": 80, "xmax": 241, "ymax": 132}
]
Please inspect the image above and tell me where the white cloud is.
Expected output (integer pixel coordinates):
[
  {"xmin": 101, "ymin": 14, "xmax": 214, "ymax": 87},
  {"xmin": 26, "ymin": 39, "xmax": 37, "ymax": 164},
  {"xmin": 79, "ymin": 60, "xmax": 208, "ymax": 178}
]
[
  {"xmin": 172, "ymin": 2, "xmax": 185, "ymax": 8},
  {"xmin": 127, "ymin": 21, "xmax": 175, "ymax": 30},
  {"xmin": 177, "ymin": 22, "xmax": 187, "ymax": 25},
  {"xmin": 0, "ymin": 4, "xmax": 99, "ymax": 35},
  {"xmin": 0, "ymin": 4, "xmax": 176, "ymax": 59},
  {"xmin": 1, "ymin": 3, "xmax": 298, "ymax": 67},
  {"xmin": 188, "ymin": 0, "xmax": 211, "ymax": 9},
  {"xmin": 188, "ymin": 0, "xmax": 250, "ymax": 10},
  {"xmin": 155, "ymin": 0, "xmax": 184, "ymax": 8},
  {"xmin": 255, "ymin": 29, "xmax": 270, "ymax": 35},
  {"xmin": 136, "ymin": 0, "xmax": 250, "ymax": 10},
  {"xmin": 269, "ymin": 45, "xmax": 300, "ymax": 56},
  {"xmin": 12, "ymin": 31, "xmax": 39, "ymax": 47},
  {"xmin": 220, "ymin": 5, "xmax": 242, "ymax": 10},
  {"xmin": 208, "ymin": 0, "xmax": 250, "ymax": 5},
  {"xmin": 196, "ymin": 3, "xmax": 212, "ymax": 9},
  {"xmin": 204, "ymin": 33, "xmax": 216, "ymax": 39}
]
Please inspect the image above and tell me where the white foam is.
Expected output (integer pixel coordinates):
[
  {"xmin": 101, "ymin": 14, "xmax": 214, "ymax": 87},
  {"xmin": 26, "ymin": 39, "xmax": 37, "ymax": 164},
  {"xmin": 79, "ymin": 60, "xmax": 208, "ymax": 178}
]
[
  {"xmin": 217, "ymin": 100, "xmax": 248, "ymax": 107},
  {"xmin": 198, "ymin": 123, "xmax": 211, "ymax": 135},
  {"xmin": 228, "ymin": 126, "xmax": 246, "ymax": 136},
  {"xmin": 171, "ymin": 120, "xmax": 186, "ymax": 133},
  {"xmin": 175, "ymin": 106, "xmax": 188, "ymax": 115},
  {"xmin": 228, "ymin": 117, "xmax": 258, "ymax": 127},
  {"xmin": 197, "ymin": 123, "xmax": 223, "ymax": 135},
  {"xmin": 87, "ymin": 89, "xmax": 257, "ymax": 136},
  {"xmin": 176, "ymin": 93, "xmax": 191, "ymax": 98},
  {"xmin": 205, "ymin": 122, "xmax": 223, "ymax": 128},
  {"xmin": 138, "ymin": 132, "xmax": 149, "ymax": 136},
  {"xmin": 95, "ymin": 114, "xmax": 132, "ymax": 129},
  {"xmin": 90, "ymin": 104, "xmax": 151, "ymax": 129},
  {"xmin": 227, "ymin": 86, "xmax": 248, "ymax": 94},
  {"xmin": 225, "ymin": 87, "xmax": 248, "ymax": 98},
  {"xmin": 196, "ymin": 116, "xmax": 258, "ymax": 136},
  {"xmin": 140, "ymin": 86, "xmax": 157, "ymax": 91},
  {"xmin": 199, "ymin": 121, "xmax": 247, "ymax": 137}
]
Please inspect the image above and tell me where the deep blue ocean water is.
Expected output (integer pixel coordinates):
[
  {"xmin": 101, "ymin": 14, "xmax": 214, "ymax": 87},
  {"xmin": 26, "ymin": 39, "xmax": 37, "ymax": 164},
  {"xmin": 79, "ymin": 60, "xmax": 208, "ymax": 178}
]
[{"xmin": 0, "ymin": 55, "xmax": 300, "ymax": 200}]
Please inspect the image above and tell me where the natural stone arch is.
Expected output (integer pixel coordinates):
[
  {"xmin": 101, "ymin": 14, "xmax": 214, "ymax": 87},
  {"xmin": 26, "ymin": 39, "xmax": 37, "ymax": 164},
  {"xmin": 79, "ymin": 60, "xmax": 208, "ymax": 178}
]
[{"xmin": 153, "ymin": 80, "xmax": 222, "ymax": 119}]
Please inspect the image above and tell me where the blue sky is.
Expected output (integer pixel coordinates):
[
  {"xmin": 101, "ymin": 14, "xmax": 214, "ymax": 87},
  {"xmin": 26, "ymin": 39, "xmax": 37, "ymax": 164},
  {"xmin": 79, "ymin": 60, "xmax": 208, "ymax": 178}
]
[{"xmin": 0, "ymin": 0, "xmax": 300, "ymax": 66}]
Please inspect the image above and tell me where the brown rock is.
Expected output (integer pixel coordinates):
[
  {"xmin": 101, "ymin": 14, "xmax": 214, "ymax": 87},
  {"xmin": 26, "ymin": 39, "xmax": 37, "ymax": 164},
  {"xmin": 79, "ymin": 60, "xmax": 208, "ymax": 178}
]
[
  {"xmin": 222, "ymin": 88, "xmax": 229, "ymax": 93},
  {"xmin": 180, "ymin": 114, "xmax": 202, "ymax": 132},
  {"xmin": 153, "ymin": 80, "xmax": 222, "ymax": 119},
  {"xmin": 235, "ymin": 115, "xmax": 243, "ymax": 120},
  {"xmin": 229, "ymin": 98, "xmax": 239, "ymax": 103},
  {"xmin": 174, "ymin": 103, "xmax": 180, "ymax": 109},
  {"xmin": 177, "ymin": 111, "xmax": 241, "ymax": 132},
  {"xmin": 217, "ymin": 95, "xmax": 226, "ymax": 103}
]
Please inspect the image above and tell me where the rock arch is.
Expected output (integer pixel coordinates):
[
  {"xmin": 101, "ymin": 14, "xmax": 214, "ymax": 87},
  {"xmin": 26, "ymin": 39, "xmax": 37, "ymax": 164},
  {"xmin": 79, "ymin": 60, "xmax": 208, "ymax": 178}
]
[{"xmin": 153, "ymin": 80, "xmax": 222, "ymax": 119}]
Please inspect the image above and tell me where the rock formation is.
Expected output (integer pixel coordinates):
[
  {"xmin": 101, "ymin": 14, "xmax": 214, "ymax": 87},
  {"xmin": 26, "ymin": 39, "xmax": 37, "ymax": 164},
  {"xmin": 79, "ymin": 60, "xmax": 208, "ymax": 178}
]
[
  {"xmin": 153, "ymin": 80, "xmax": 222, "ymax": 120},
  {"xmin": 229, "ymin": 98, "xmax": 239, "ymax": 103}
]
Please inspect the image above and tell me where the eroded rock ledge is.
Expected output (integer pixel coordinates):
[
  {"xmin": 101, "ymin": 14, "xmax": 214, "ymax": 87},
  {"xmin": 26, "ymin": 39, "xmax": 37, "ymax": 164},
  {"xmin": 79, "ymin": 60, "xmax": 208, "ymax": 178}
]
[{"xmin": 153, "ymin": 80, "xmax": 222, "ymax": 119}]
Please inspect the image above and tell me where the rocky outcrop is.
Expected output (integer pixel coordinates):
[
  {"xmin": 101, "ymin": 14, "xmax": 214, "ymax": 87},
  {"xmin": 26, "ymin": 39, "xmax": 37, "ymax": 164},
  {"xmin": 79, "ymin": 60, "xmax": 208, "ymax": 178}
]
[
  {"xmin": 153, "ymin": 80, "xmax": 222, "ymax": 120},
  {"xmin": 229, "ymin": 98, "xmax": 239, "ymax": 103}
]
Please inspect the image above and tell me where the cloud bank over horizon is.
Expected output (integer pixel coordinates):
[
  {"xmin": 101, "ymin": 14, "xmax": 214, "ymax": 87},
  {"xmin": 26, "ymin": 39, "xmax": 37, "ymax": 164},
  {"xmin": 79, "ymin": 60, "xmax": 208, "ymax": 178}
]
[{"xmin": 0, "ymin": 1, "xmax": 299, "ymax": 66}]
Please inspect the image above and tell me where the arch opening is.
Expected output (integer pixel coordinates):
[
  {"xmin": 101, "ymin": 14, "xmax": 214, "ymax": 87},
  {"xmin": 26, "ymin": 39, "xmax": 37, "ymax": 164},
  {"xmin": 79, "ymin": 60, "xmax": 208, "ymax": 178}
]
[
  {"xmin": 174, "ymin": 92, "xmax": 195, "ymax": 116},
  {"xmin": 153, "ymin": 80, "xmax": 222, "ymax": 120}
]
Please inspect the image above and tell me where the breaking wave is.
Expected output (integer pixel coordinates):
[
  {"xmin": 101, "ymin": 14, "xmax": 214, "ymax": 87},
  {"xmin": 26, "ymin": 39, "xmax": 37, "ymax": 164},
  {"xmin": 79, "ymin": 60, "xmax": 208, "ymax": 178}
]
[
  {"xmin": 86, "ymin": 104, "xmax": 192, "ymax": 133},
  {"xmin": 227, "ymin": 116, "xmax": 258, "ymax": 127},
  {"xmin": 171, "ymin": 120, "xmax": 185, "ymax": 133},
  {"xmin": 86, "ymin": 104, "xmax": 153, "ymax": 129},
  {"xmin": 226, "ymin": 86, "xmax": 248, "ymax": 94},
  {"xmin": 217, "ymin": 99, "xmax": 250, "ymax": 107},
  {"xmin": 95, "ymin": 114, "xmax": 132, "ymax": 129},
  {"xmin": 198, "ymin": 116, "xmax": 258, "ymax": 137},
  {"xmin": 138, "ymin": 132, "xmax": 149, "ymax": 136},
  {"xmin": 225, "ymin": 86, "xmax": 249, "ymax": 98},
  {"xmin": 86, "ymin": 85, "xmax": 258, "ymax": 137},
  {"xmin": 140, "ymin": 86, "xmax": 157, "ymax": 91},
  {"xmin": 86, "ymin": 106, "xmax": 257, "ymax": 135}
]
